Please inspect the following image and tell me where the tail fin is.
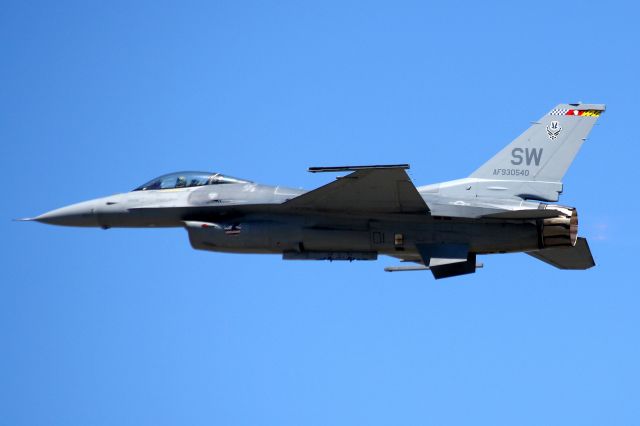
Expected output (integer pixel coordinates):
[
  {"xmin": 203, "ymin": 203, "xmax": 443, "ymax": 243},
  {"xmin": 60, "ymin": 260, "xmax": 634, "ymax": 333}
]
[{"xmin": 470, "ymin": 103, "xmax": 605, "ymax": 182}]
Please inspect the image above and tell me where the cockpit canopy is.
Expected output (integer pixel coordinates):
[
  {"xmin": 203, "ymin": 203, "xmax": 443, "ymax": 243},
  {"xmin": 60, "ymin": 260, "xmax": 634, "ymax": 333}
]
[{"xmin": 133, "ymin": 171, "xmax": 251, "ymax": 191}]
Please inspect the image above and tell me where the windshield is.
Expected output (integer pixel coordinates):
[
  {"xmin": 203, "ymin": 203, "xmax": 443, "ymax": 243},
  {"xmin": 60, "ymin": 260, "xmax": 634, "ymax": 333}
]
[{"xmin": 132, "ymin": 171, "xmax": 251, "ymax": 191}]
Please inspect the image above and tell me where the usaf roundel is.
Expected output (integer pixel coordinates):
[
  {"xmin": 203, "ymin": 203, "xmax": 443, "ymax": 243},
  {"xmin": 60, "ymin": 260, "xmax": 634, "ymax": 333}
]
[{"xmin": 546, "ymin": 120, "xmax": 562, "ymax": 140}]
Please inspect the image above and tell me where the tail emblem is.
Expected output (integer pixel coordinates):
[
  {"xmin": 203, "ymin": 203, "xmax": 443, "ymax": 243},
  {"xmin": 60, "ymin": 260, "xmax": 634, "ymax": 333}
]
[
  {"xmin": 546, "ymin": 120, "xmax": 562, "ymax": 140},
  {"xmin": 549, "ymin": 108, "xmax": 602, "ymax": 117}
]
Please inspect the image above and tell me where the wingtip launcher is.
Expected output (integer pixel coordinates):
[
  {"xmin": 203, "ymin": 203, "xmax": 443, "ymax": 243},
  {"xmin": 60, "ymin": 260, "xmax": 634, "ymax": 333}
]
[{"xmin": 308, "ymin": 164, "xmax": 410, "ymax": 173}]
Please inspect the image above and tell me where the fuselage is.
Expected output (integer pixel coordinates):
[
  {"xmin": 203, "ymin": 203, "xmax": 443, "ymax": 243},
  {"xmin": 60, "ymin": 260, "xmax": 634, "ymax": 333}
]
[{"xmin": 30, "ymin": 178, "xmax": 556, "ymax": 260}]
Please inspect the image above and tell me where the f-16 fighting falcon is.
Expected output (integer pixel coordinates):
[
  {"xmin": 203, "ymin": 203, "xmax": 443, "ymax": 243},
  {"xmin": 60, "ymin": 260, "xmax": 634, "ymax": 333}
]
[{"xmin": 22, "ymin": 103, "xmax": 604, "ymax": 279}]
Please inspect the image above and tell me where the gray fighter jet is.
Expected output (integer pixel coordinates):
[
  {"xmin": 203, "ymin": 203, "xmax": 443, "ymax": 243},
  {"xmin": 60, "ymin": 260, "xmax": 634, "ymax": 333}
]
[{"xmin": 22, "ymin": 103, "xmax": 604, "ymax": 279}]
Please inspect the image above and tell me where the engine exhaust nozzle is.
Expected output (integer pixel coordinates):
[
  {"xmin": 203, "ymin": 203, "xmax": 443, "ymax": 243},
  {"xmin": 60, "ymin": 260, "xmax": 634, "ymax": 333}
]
[{"xmin": 541, "ymin": 205, "xmax": 578, "ymax": 248}]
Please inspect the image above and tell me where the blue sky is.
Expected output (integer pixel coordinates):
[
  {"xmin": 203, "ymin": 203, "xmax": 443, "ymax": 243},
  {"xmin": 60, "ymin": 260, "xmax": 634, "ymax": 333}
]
[{"xmin": 2, "ymin": 1, "xmax": 639, "ymax": 425}]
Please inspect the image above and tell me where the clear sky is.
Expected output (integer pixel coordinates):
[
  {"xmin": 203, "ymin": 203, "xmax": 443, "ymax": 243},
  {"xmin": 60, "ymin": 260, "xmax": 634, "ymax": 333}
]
[{"xmin": 2, "ymin": 1, "xmax": 639, "ymax": 425}]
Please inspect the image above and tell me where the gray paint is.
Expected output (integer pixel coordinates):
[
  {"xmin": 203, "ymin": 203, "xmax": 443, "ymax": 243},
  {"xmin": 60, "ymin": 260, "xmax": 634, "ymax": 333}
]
[{"xmin": 23, "ymin": 103, "xmax": 604, "ymax": 279}]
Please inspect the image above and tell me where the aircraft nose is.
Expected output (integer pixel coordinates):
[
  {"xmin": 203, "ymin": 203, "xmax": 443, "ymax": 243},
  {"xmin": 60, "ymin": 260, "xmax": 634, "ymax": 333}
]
[{"xmin": 34, "ymin": 200, "xmax": 100, "ymax": 227}]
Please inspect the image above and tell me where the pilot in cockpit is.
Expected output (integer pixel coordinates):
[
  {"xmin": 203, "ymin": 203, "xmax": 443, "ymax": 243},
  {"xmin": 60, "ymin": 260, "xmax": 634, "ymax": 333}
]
[{"xmin": 132, "ymin": 172, "xmax": 251, "ymax": 191}]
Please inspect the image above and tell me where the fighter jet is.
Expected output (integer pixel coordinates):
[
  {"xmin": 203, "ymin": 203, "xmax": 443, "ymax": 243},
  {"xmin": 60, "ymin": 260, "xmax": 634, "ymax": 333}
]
[{"xmin": 22, "ymin": 103, "xmax": 604, "ymax": 279}]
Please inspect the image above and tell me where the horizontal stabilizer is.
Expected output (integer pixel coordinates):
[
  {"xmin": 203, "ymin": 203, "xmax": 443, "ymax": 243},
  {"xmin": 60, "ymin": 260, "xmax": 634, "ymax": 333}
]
[
  {"xmin": 527, "ymin": 237, "xmax": 595, "ymax": 269},
  {"xmin": 285, "ymin": 166, "xmax": 429, "ymax": 214}
]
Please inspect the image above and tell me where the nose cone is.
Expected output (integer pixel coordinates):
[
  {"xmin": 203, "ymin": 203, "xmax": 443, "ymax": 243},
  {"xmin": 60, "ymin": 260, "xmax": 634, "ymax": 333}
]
[{"xmin": 34, "ymin": 200, "xmax": 100, "ymax": 227}]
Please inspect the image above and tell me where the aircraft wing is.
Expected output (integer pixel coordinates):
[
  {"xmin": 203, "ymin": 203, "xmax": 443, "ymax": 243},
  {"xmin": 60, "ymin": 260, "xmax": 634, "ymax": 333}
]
[
  {"xmin": 284, "ymin": 165, "xmax": 429, "ymax": 214},
  {"xmin": 527, "ymin": 237, "xmax": 595, "ymax": 269}
]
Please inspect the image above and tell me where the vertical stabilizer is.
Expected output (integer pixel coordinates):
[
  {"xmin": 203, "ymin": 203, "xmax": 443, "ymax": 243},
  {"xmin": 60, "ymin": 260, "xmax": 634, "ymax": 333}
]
[{"xmin": 470, "ymin": 104, "xmax": 605, "ymax": 183}]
